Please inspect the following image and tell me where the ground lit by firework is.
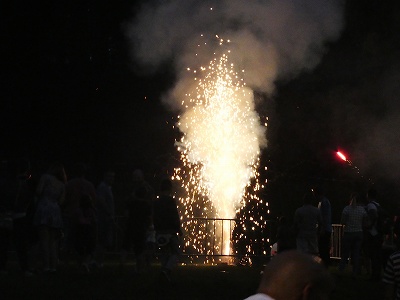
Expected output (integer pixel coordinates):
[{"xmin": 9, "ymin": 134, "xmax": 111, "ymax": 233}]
[{"xmin": 171, "ymin": 36, "xmax": 270, "ymax": 264}]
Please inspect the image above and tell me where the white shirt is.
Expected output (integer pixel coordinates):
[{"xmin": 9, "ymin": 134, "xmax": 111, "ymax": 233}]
[{"xmin": 244, "ymin": 293, "xmax": 275, "ymax": 300}]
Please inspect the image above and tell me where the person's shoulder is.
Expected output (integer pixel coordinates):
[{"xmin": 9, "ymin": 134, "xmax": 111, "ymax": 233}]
[
  {"xmin": 357, "ymin": 205, "xmax": 367, "ymax": 213},
  {"xmin": 322, "ymin": 196, "xmax": 330, "ymax": 204},
  {"xmin": 66, "ymin": 177, "xmax": 81, "ymax": 188},
  {"xmin": 82, "ymin": 178, "xmax": 96, "ymax": 189},
  {"xmin": 96, "ymin": 181, "xmax": 107, "ymax": 190},
  {"xmin": 305, "ymin": 204, "xmax": 319, "ymax": 211},
  {"xmin": 40, "ymin": 173, "xmax": 52, "ymax": 181},
  {"xmin": 244, "ymin": 293, "xmax": 274, "ymax": 300},
  {"xmin": 67, "ymin": 177, "xmax": 79, "ymax": 184},
  {"xmin": 389, "ymin": 250, "xmax": 400, "ymax": 261}
]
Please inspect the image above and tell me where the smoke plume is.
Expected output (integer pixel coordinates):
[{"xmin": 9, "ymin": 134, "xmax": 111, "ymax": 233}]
[
  {"xmin": 126, "ymin": 0, "xmax": 345, "ymax": 107},
  {"xmin": 125, "ymin": 0, "xmax": 345, "ymax": 256}
]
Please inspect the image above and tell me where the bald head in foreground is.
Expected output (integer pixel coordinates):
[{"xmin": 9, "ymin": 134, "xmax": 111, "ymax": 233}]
[{"xmin": 245, "ymin": 250, "xmax": 334, "ymax": 300}]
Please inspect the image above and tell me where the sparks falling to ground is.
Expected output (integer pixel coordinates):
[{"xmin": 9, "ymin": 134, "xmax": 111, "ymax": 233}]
[
  {"xmin": 172, "ymin": 36, "xmax": 268, "ymax": 263},
  {"xmin": 128, "ymin": 0, "xmax": 345, "ymax": 264}
]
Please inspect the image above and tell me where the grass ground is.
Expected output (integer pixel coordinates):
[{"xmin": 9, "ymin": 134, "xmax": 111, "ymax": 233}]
[{"xmin": 0, "ymin": 258, "xmax": 385, "ymax": 300}]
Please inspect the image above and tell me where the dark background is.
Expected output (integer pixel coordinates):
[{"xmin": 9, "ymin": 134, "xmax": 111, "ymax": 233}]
[
  {"xmin": 1, "ymin": 0, "xmax": 175, "ymax": 169},
  {"xmin": 2, "ymin": 0, "xmax": 400, "ymax": 220}
]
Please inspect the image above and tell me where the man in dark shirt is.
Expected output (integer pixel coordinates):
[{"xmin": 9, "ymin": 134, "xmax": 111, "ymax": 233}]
[
  {"xmin": 121, "ymin": 186, "xmax": 152, "ymax": 272},
  {"xmin": 13, "ymin": 158, "xmax": 37, "ymax": 276},
  {"xmin": 294, "ymin": 190, "xmax": 322, "ymax": 256},
  {"xmin": 153, "ymin": 179, "xmax": 181, "ymax": 281}
]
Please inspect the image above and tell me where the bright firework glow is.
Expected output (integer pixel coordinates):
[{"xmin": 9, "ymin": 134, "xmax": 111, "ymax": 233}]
[
  {"xmin": 336, "ymin": 151, "xmax": 347, "ymax": 162},
  {"xmin": 128, "ymin": 0, "xmax": 345, "ymax": 264},
  {"xmin": 173, "ymin": 37, "xmax": 267, "ymax": 261}
]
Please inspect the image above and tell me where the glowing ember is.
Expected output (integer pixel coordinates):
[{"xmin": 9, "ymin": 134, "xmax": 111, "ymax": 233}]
[
  {"xmin": 172, "ymin": 36, "xmax": 267, "ymax": 262},
  {"xmin": 336, "ymin": 151, "xmax": 347, "ymax": 161}
]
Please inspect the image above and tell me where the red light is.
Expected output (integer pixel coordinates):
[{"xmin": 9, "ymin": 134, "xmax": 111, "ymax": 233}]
[{"xmin": 336, "ymin": 151, "xmax": 347, "ymax": 161}]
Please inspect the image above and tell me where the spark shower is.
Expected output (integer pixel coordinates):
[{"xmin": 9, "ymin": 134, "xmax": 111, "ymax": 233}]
[
  {"xmin": 127, "ymin": 0, "xmax": 345, "ymax": 262},
  {"xmin": 172, "ymin": 36, "xmax": 267, "ymax": 260}
]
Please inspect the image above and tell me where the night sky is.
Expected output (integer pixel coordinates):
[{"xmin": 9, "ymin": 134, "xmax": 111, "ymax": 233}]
[
  {"xmin": 2, "ymin": 1, "xmax": 176, "ymax": 170},
  {"xmin": 2, "ymin": 1, "xmax": 400, "ymax": 217}
]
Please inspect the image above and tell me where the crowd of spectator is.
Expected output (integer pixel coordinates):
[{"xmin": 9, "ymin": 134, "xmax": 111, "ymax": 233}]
[{"xmin": 0, "ymin": 158, "xmax": 181, "ymax": 281}]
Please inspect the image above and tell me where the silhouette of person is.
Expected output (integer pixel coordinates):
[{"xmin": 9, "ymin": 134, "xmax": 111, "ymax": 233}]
[
  {"xmin": 94, "ymin": 170, "xmax": 115, "ymax": 267},
  {"xmin": 382, "ymin": 235, "xmax": 400, "ymax": 300},
  {"xmin": 244, "ymin": 250, "xmax": 334, "ymax": 300},
  {"xmin": 294, "ymin": 190, "xmax": 322, "ymax": 256},
  {"xmin": 338, "ymin": 193, "xmax": 368, "ymax": 277},
  {"xmin": 62, "ymin": 163, "xmax": 96, "ymax": 261},
  {"xmin": 153, "ymin": 178, "xmax": 181, "ymax": 281},
  {"xmin": 33, "ymin": 162, "xmax": 67, "ymax": 272},
  {"xmin": 365, "ymin": 187, "xmax": 384, "ymax": 281},
  {"xmin": 131, "ymin": 169, "xmax": 156, "ymax": 266},
  {"xmin": 314, "ymin": 186, "xmax": 332, "ymax": 267},
  {"xmin": 74, "ymin": 194, "xmax": 97, "ymax": 272},
  {"xmin": 13, "ymin": 158, "xmax": 37, "ymax": 276},
  {"xmin": 0, "ymin": 160, "xmax": 14, "ymax": 275},
  {"xmin": 276, "ymin": 216, "xmax": 296, "ymax": 253},
  {"xmin": 120, "ymin": 186, "xmax": 152, "ymax": 272}
]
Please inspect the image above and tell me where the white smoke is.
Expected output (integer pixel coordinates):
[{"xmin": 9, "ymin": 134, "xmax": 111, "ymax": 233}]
[
  {"xmin": 125, "ymin": 0, "xmax": 345, "ymax": 210},
  {"xmin": 126, "ymin": 0, "xmax": 345, "ymax": 106},
  {"xmin": 125, "ymin": 0, "xmax": 345, "ymax": 255}
]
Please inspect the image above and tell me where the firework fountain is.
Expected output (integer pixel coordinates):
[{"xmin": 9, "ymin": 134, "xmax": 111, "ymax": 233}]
[
  {"xmin": 172, "ymin": 36, "xmax": 267, "ymax": 261},
  {"xmin": 127, "ymin": 0, "xmax": 345, "ymax": 263}
]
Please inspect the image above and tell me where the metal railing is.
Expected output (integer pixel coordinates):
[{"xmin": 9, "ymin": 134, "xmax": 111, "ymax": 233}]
[
  {"xmin": 182, "ymin": 217, "xmax": 237, "ymax": 256},
  {"xmin": 113, "ymin": 216, "xmax": 275, "ymax": 262},
  {"xmin": 330, "ymin": 224, "xmax": 343, "ymax": 259},
  {"xmin": 113, "ymin": 216, "xmax": 344, "ymax": 260}
]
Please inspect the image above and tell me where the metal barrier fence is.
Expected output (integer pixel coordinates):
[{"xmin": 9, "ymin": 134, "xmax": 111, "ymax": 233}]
[
  {"xmin": 180, "ymin": 217, "xmax": 237, "ymax": 256},
  {"xmin": 113, "ymin": 216, "xmax": 276, "ymax": 263},
  {"xmin": 114, "ymin": 216, "xmax": 343, "ymax": 260},
  {"xmin": 0, "ymin": 218, "xmax": 354, "ymax": 265},
  {"xmin": 330, "ymin": 224, "xmax": 343, "ymax": 259}
]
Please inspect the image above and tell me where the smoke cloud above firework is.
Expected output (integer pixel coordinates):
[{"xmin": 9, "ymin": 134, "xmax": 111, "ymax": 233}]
[
  {"xmin": 127, "ymin": 0, "xmax": 344, "ymax": 99},
  {"xmin": 126, "ymin": 0, "xmax": 344, "ymax": 258},
  {"xmin": 126, "ymin": 0, "xmax": 344, "ymax": 179}
]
